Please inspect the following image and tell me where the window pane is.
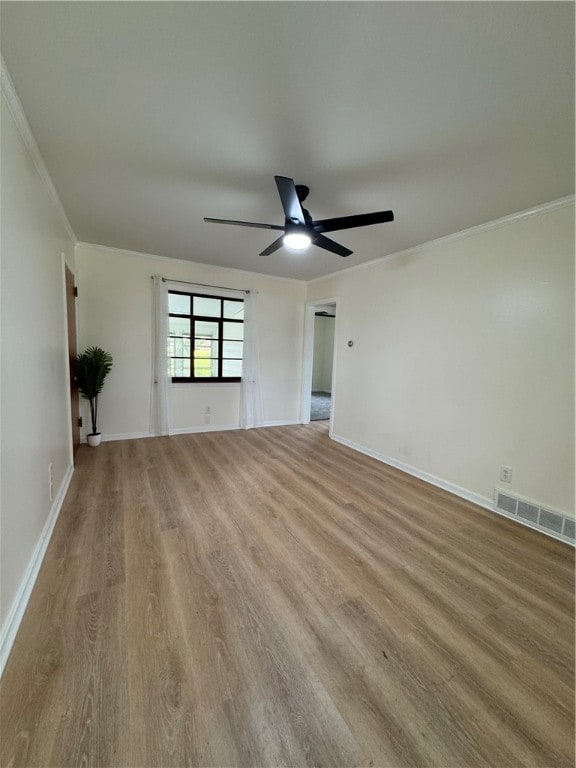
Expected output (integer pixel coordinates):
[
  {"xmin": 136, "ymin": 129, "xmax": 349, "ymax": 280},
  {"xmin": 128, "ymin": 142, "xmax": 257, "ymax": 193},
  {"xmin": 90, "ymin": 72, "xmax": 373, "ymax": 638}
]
[
  {"xmin": 194, "ymin": 296, "xmax": 220, "ymax": 317},
  {"xmin": 171, "ymin": 358, "xmax": 191, "ymax": 377},
  {"xmin": 194, "ymin": 338, "xmax": 218, "ymax": 357},
  {"xmin": 223, "ymin": 300, "xmax": 244, "ymax": 320},
  {"xmin": 169, "ymin": 337, "xmax": 191, "ymax": 357},
  {"xmin": 195, "ymin": 320, "xmax": 219, "ymax": 339},
  {"xmin": 223, "ymin": 340, "xmax": 243, "ymax": 358},
  {"xmin": 169, "ymin": 317, "xmax": 190, "ymax": 337},
  {"xmin": 223, "ymin": 321, "xmax": 243, "ymax": 341},
  {"xmin": 223, "ymin": 359, "xmax": 242, "ymax": 377},
  {"xmin": 169, "ymin": 293, "xmax": 190, "ymax": 314},
  {"xmin": 194, "ymin": 358, "xmax": 218, "ymax": 377}
]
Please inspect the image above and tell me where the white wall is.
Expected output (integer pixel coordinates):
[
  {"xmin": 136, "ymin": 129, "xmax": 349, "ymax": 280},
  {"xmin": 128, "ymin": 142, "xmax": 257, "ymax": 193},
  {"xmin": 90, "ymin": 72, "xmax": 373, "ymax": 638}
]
[
  {"xmin": 307, "ymin": 201, "xmax": 575, "ymax": 518},
  {"xmin": 1, "ymin": 80, "xmax": 75, "ymax": 637},
  {"xmin": 312, "ymin": 314, "xmax": 335, "ymax": 393},
  {"xmin": 75, "ymin": 244, "xmax": 306, "ymax": 437}
]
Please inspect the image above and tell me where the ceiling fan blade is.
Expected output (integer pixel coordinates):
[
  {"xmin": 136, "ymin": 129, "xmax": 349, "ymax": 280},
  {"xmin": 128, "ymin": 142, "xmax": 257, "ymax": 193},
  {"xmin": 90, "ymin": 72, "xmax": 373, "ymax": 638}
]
[
  {"xmin": 274, "ymin": 176, "xmax": 306, "ymax": 226},
  {"xmin": 259, "ymin": 236, "xmax": 285, "ymax": 257},
  {"xmin": 313, "ymin": 233, "xmax": 353, "ymax": 258},
  {"xmin": 312, "ymin": 210, "xmax": 394, "ymax": 233},
  {"xmin": 204, "ymin": 217, "xmax": 284, "ymax": 231}
]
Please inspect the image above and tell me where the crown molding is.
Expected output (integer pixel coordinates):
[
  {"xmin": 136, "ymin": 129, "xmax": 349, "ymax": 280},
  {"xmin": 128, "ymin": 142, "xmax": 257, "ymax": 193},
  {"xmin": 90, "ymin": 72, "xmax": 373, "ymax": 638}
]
[
  {"xmin": 1, "ymin": 54, "xmax": 76, "ymax": 242},
  {"xmin": 75, "ymin": 241, "xmax": 306, "ymax": 286},
  {"xmin": 308, "ymin": 194, "xmax": 575, "ymax": 285}
]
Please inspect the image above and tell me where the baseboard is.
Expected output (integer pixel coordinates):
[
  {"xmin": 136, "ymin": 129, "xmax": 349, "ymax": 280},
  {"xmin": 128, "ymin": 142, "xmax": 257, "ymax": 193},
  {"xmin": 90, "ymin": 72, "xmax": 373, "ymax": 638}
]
[
  {"xmin": 173, "ymin": 420, "xmax": 299, "ymax": 432},
  {"xmin": 259, "ymin": 419, "xmax": 300, "ymax": 428},
  {"xmin": 170, "ymin": 424, "xmax": 240, "ymax": 435},
  {"xmin": 85, "ymin": 420, "xmax": 301, "ymax": 442},
  {"xmin": 174, "ymin": 420, "xmax": 300, "ymax": 432},
  {"xmin": 0, "ymin": 464, "xmax": 74, "ymax": 676},
  {"xmin": 331, "ymin": 433, "xmax": 492, "ymax": 508},
  {"xmin": 330, "ymin": 433, "xmax": 573, "ymax": 546},
  {"xmin": 97, "ymin": 431, "xmax": 152, "ymax": 442}
]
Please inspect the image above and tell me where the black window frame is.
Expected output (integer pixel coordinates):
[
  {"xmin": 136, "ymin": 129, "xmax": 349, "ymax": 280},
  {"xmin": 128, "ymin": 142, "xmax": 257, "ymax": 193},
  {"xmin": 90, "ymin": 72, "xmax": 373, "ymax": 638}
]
[{"xmin": 168, "ymin": 290, "xmax": 244, "ymax": 383}]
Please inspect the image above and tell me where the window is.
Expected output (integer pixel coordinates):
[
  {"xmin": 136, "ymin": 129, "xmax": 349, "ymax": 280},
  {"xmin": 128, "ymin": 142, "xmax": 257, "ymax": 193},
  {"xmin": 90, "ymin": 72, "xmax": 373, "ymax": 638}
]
[{"xmin": 168, "ymin": 291, "xmax": 244, "ymax": 382}]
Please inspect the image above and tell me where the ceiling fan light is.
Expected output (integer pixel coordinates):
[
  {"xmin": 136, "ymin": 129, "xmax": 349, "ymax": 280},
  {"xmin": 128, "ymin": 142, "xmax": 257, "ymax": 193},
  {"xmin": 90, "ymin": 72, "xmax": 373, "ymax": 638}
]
[{"xmin": 283, "ymin": 232, "xmax": 311, "ymax": 251}]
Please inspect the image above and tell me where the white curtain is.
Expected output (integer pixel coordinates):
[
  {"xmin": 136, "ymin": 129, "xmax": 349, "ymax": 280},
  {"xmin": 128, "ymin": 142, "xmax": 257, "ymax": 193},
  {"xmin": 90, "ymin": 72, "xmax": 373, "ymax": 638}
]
[
  {"xmin": 239, "ymin": 290, "xmax": 264, "ymax": 429},
  {"xmin": 150, "ymin": 275, "xmax": 172, "ymax": 435}
]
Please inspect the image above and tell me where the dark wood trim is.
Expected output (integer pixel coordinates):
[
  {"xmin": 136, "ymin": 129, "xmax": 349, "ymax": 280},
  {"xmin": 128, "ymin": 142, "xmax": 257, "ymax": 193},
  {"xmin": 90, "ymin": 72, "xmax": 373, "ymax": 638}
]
[{"xmin": 65, "ymin": 266, "xmax": 80, "ymax": 457}]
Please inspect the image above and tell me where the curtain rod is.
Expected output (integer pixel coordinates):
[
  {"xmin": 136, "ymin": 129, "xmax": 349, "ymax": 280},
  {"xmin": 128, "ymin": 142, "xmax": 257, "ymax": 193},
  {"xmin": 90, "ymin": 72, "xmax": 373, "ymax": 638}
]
[{"xmin": 153, "ymin": 276, "xmax": 250, "ymax": 294}]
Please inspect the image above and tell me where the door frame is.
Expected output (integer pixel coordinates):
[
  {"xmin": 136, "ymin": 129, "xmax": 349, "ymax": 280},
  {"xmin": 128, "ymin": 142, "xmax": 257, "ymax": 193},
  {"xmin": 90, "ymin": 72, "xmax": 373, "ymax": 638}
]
[
  {"xmin": 300, "ymin": 297, "xmax": 339, "ymax": 435},
  {"xmin": 63, "ymin": 258, "xmax": 80, "ymax": 459}
]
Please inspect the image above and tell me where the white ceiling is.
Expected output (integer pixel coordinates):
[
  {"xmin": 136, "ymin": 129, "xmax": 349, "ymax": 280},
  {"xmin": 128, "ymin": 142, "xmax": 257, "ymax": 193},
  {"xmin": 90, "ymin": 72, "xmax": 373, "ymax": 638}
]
[{"xmin": 1, "ymin": 2, "xmax": 574, "ymax": 281}]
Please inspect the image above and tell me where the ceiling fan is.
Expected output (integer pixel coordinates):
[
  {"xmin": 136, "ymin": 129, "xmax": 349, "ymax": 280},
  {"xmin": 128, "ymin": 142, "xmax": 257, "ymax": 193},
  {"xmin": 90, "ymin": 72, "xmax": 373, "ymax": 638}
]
[{"xmin": 204, "ymin": 176, "xmax": 394, "ymax": 257}]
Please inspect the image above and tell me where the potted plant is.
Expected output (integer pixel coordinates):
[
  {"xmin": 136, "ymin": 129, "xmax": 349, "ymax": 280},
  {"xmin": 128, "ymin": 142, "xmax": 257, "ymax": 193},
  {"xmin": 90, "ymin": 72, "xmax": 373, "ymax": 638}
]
[{"xmin": 75, "ymin": 346, "xmax": 113, "ymax": 447}]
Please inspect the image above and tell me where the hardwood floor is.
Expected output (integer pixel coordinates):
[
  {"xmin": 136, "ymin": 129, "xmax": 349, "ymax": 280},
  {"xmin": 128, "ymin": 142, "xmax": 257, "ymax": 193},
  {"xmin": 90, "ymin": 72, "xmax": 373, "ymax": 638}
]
[{"xmin": 1, "ymin": 423, "xmax": 574, "ymax": 767}]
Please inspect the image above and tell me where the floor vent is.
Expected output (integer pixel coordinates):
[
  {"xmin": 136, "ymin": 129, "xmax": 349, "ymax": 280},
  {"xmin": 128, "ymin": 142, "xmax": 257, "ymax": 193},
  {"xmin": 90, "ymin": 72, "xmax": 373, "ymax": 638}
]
[{"xmin": 495, "ymin": 489, "xmax": 574, "ymax": 544}]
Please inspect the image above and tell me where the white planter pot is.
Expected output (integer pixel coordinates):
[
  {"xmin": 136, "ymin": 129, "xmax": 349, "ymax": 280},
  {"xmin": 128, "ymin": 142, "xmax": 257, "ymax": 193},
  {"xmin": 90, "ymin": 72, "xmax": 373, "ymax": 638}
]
[{"xmin": 87, "ymin": 433, "xmax": 102, "ymax": 447}]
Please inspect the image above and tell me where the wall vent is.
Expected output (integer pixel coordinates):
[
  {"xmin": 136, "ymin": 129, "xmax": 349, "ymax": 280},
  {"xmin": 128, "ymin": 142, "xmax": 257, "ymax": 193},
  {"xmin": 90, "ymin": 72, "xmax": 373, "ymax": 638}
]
[
  {"xmin": 564, "ymin": 518, "xmax": 575, "ymax": 540},
  {"xmin": 517, "ymin": 501, "xmax": 539, "ymax": 523},
  {"xmin": 495, "ymin": 489, "xmax": 574, "ymax": 545},
  {"xmin": 496, "ymin": 492, "xmax": 517, "ymax": 515}
]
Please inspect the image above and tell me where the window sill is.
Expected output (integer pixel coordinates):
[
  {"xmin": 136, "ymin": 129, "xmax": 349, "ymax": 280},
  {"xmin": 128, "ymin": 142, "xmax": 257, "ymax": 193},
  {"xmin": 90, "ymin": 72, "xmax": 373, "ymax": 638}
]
[{"xmin": 170, "ymin": 381, "xmax": 241, "ymax": 388}]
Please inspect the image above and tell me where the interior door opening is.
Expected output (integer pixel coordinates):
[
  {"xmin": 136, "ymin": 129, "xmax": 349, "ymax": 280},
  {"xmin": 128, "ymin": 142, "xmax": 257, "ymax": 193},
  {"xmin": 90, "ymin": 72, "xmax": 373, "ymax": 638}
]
[
  {"xmin": 300, "ymin": 298, "xmax": 338, "ymax": 433},
  {"xmin": 310, "ymin": 307, "xmax": 335, "ymax": 421}
]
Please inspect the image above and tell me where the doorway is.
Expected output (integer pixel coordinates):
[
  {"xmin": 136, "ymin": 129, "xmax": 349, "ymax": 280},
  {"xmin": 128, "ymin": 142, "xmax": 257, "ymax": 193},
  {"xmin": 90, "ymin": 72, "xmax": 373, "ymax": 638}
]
[
  {"xmin": 310, "ymin": 307, "xmax": 335, "ymax": 420},
  {"xmin": 300, "ymin": 299, "xmax": 338, "ymax": 432}
]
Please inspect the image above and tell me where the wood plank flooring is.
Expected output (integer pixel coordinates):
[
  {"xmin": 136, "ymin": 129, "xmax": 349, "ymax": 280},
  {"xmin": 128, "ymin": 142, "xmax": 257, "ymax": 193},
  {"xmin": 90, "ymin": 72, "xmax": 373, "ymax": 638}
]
[{"xmin": 1, "ymin": 423, "xmax": 574, "ymax": 767}]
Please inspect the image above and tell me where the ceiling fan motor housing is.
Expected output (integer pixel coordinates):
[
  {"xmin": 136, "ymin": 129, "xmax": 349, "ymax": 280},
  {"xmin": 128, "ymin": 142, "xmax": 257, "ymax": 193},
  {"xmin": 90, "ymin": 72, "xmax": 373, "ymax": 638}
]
[{"xmin": 295, "ymin": 184, "xmax": 310, "ymax": 202}]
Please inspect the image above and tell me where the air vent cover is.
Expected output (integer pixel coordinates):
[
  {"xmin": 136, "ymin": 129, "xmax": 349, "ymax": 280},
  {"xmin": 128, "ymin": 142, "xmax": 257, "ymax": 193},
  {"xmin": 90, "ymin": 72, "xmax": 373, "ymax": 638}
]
[
  {"xmin": 563, "ymin": 518, "xmax": 575, "ymax": 541},
  {"xmin": 517, "ymin": 501, "xmax": 539, "ymax": 523},
  {"xmin": 496, "ymin": 492, "xmax": 517, "ymax": 515},
  {"xmin": 494, "ymin": 488, "xmax": 574, "ymax": 545},
  {"xmin": 539, "ymin": 509, "xmax": 563, "ymax": 534}
]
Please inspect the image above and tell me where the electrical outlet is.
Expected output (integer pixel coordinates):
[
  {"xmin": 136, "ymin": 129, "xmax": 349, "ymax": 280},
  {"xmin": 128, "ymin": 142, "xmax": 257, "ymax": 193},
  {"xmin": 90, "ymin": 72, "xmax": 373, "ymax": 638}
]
[
  {"xmin": 204, "ymin": 405, "xmax": 211, "ymax": 415},
  {"xmin": 48, "ymin": 463, "xmax": 54, "ymax": 501},
  {"xmin": 500, "ymin": 466, "xmax": 513, "ymax": 483}
]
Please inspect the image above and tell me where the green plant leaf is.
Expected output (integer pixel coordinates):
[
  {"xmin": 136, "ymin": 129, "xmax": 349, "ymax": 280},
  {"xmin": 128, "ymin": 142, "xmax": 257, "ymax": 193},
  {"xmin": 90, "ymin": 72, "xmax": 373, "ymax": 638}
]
[{"xmin": 74, "ymin": 347, "xmax": 113, "ymax": 433}]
